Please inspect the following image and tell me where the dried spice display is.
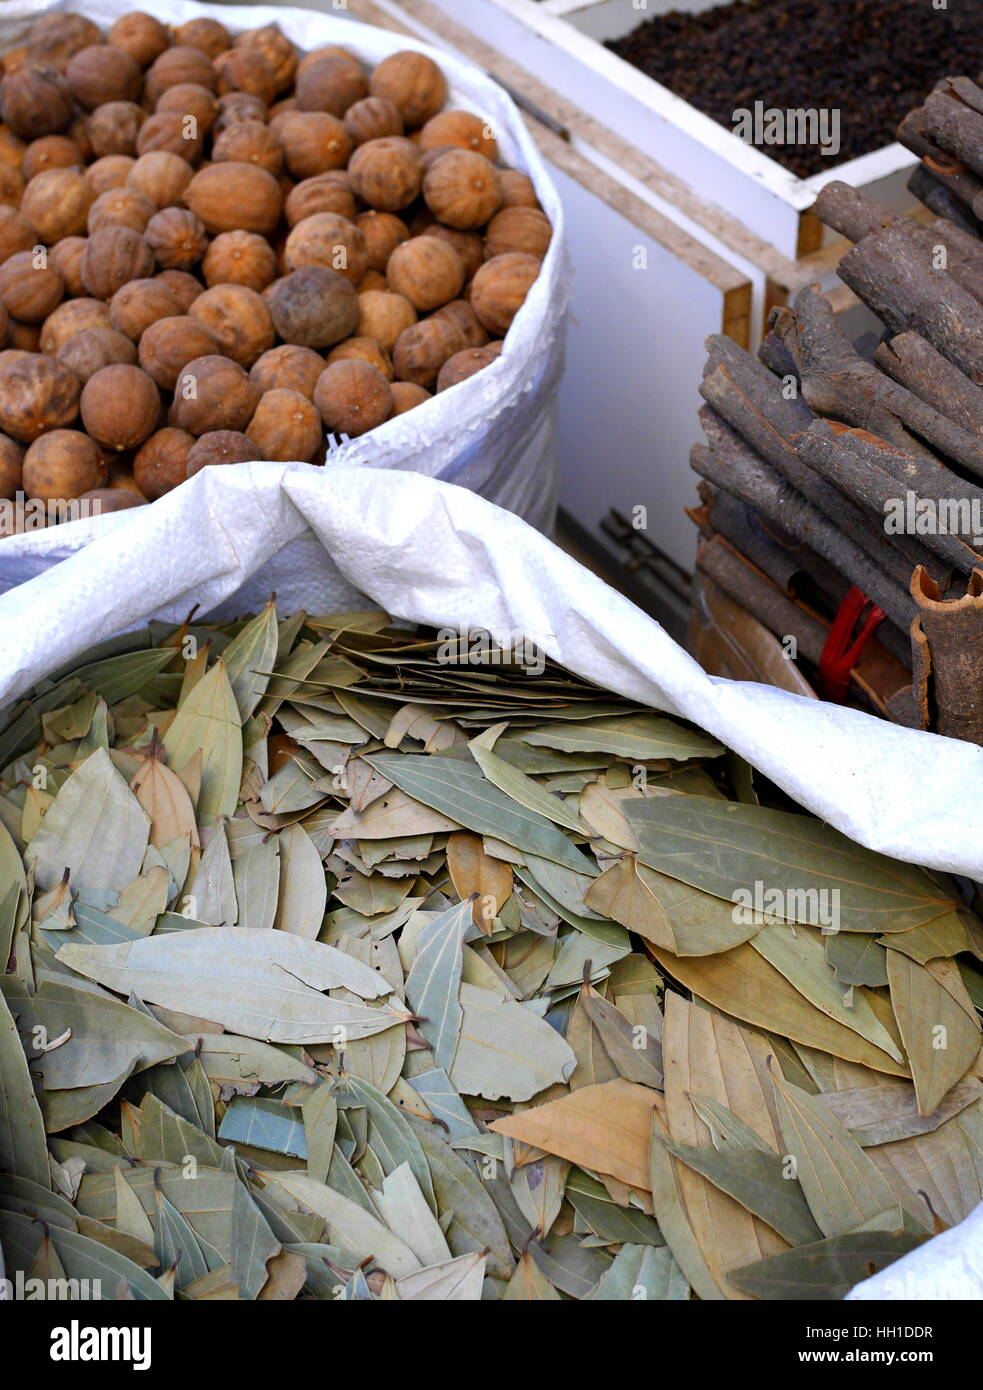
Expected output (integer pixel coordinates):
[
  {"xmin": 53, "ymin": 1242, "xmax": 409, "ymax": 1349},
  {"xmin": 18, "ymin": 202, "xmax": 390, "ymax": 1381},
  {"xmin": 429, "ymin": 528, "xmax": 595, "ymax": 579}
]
[
  {"xmin": 606, "ymin": 0, "xmax": 983, "ymax": 179},
  {"xmin": 0, "ymin": 10, "xmax": 553, "ymax": 531},
  {"xmin": 690, "ymin": 65, "xmax": 983, "ymax": 744},
  {"xmin": 0, "ymin": 605, "xmax": 981, "ymax": 1301}
]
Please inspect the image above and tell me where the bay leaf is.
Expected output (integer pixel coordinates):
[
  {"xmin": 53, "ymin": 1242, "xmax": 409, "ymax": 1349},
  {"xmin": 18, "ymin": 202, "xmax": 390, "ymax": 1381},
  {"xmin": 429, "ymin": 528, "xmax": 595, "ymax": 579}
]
[
  {"xmin": 113, "ymin": 1166, "xmax": 155, "ymax": 1246},
  {"xmin": 232, "ymin": 1174, "xmax": 282, "ymax": 1301},
  {"xmin": 468, "ymin": 725, "xmax": 585, "ymax": 833},
  {"xmin": 647, "ymin": 941, "xmax": 910, "ymax": 1075},
  {"xmin": 164, "ymin": 660, "xmax": 242, "ymax": 825},
  {"xmin": 865, "ymin": 1101, "xmax": 983, "ymax": 1229},
  {"xmin": 129, "ymin": 751, "xmax": 199, "ymax": 852},
  {"xmin": 565, "ymin": 1169, "xmax": 663, "ymax": 1246},
  {"xmin": 404, "ymin": 898, "xmax": 470, "ymax": 1073},
  {"xmin": 817, "ymin": 1076, "xmax": 983, "ymax": 1146},
  {"xmin": 566, "ymin": 987, "xmax": 619, "ymax": 1091},
  {"xmin": 446, "ymin": 830, "xmax": 513, "ymax": 932},
  {"xmin": 219, "ymin": 1098, "xmax": 307, "ymax": 1158},
  {"xmin": 451, "ymin": 983, "xmax": 576, "ymax": 1101},
  {"xmin": 661, "ymin": 1136, "xmax": 821, "ymax": 1246},
  {"xmin": 770, "ymin": 1068, "xmax": 901, "ymax": 1237},
  {"xmin": 579, "ymin": 980, "xmax": 663, "ymax": 1086},
  {"xmin": 274, "ymin": 823, "xmax": 326, "ymax": 939},
  {"xmin": 232, "ymin": 839, "xmax": 279, "ymax": 931},
  {"xmin": 340, "ymin": 1075, "xmax": 436, "ymax": 1213},
  {"xmin": 662, "ymin": 993, "xmax": 787, "ymax": 1298},
  {"xmin": 408, "ymin": 1067, "xmax": 477, "ymax": 1142},
  {"xmin": 585, "ymin": 857, "xmax": 759, "ymax": 956},
  {"xmin": 0, "ymin": 986, "xmax": 50, "ymax": 1189},
  {"xmin": 78, "ymin": 1164, "xmax": 236, "ymax": 1264},
  {"xmin": 189, "ymin": 1034, "xmax": 319, "ymax": 1090},
  {"xmin": 729, "ymin": 1230, "xmax": 926, "ymax": 1299},
  {"xmin": 56, "ymin": 928, "xmax": 408, "ymax": 1045},
  {"xmin": 187, "ymin": 822, "xmax": 236, "ymax": 928},
  {"xmin": 825, "ymin": 931, "xmax": 889, "ymax": 988},
  {"xmin": 501, "ymin": 1248, "xmax": 561, "ymax": 1300},
  {"xmin": 648, "ymin": 1110, "xmax": 726, "ymax": 1302},
  {"xmin": 589, "ymin": 1242, "xmax": 688, "ymax": 1300},
  {"xmin": 0, "ymin": 1209, "xmax": 169, "ymax": 1300},
  {"xmin": 371, "ymin": 1162, "xmax": 451, "ymax": 1268},
  {"xmin": 878, "ymin": 910, "xmax": 972, "ymax": 965},
  {"xmin": 886, "ymin": 949, "xmax": 982, "ymax": 1116},
  {"xmin": 27, "ymin": 747, "xmax": 150, "ymax": 907},
  {"xmin": 75, "ymin": 647, "xmax": 175, "ymax": 707},
  {"xmin": 510, "ymin": 1155, "xmax": 568, "ymax": 1239},
  {"xmin": 409, "ymin": 1123, "xmax": 513, "ymax": 1283},
  {"xmin": 518, "ymin": 714, "xmax": 723, "ymax": 761},
  {"xmin": 751, "ymin": 924, "xmax": 903, "ymax": 1062},
  {"xmin": 256, "ymin": 1171, "xmax": 421, "ymax": 1277},
  {"xmin": 627, "ymin": 797, "xmax": 952, "ymax": 933},
  {"xmin": 1, "ymin": 976, "xmax": 184, "ymax": 1091},
  {"xmin": 301, "ymin": 1085, "xmax": 337, "ymax": 1185},
  {"xmin": 153, "ymin": 1184, "xmax": 210, "ymax": 1289},
  {"xmin": 363, "ymin": 752, "xmax": 593, "ymax": 875},
  {"xmin": 396, "ymin": 1249, "xmax": 486, "ymax": 1301},
  {"xmin": 490, "ymin": 1079, "xmax": 656, "ymax": 1188},
  {"xmin": 222, "ymin": 599, "xmax": 280, "ymax": 723}
]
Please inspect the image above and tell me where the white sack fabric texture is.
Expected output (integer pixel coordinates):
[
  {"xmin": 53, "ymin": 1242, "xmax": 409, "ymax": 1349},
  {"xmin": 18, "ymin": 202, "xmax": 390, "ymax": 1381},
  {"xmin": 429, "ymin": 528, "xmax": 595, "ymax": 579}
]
[
  {"xmin": 0, "ymin": 0, "xmax": 569, "ymax": 572},
  {"xmin": 1, "ymin": 462, "xmax": 982, "ymax": 885}
]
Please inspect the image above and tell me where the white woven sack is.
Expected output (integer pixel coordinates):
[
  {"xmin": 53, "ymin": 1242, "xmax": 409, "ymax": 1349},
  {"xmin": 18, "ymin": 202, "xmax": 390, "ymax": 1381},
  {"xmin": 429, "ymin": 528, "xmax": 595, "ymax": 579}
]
[{"xmin": 0, "ymin": 0, "xmax": 568, "ymax": 610}]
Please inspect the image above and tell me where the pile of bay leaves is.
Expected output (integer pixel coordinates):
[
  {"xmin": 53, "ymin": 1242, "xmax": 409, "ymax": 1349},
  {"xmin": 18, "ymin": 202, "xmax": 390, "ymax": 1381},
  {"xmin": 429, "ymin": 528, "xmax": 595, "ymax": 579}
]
[{"xmin": 1, "ymin": 604, "xmax": 981, "ymax": 1302}]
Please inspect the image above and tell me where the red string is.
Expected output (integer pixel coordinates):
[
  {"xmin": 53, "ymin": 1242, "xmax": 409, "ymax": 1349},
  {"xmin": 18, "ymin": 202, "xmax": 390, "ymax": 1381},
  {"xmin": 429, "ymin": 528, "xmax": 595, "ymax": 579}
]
[{"xmin": 818, "ymin": 587, "xmax": 886, "ymax": 702}]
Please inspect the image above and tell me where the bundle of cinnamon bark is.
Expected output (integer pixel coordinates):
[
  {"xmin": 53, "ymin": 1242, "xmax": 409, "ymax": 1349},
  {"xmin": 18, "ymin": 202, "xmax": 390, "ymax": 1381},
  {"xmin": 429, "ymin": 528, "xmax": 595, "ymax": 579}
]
[{"xmin": 690, "ymin": 73, "xmax": 983, "ymax": 746}]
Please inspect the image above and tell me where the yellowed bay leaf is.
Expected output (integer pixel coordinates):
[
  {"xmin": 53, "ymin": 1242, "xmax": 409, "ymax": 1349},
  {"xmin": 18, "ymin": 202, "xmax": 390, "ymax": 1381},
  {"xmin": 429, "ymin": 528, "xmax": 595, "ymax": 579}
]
[
  {"xmin": 662, "ymin": 994, "xmax": 788, "ymax": 1299},
  {"xmin": 489, "ymin": 1079, "xmax": 658, "ymax": 1190},
  {"xmin": 646, "ymin": 941, "xmax": 910, "ymax": 1076},
  {"xmin": 446, "ymin": 830, "xmax": 513, "ymax": 933}
]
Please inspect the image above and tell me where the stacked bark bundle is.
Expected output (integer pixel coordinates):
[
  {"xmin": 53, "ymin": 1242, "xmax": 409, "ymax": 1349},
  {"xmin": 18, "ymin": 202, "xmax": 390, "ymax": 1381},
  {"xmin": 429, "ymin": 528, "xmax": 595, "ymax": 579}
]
[{"xmin": 689, "ymin": 73, "xmax": 983, "ymax": 746}]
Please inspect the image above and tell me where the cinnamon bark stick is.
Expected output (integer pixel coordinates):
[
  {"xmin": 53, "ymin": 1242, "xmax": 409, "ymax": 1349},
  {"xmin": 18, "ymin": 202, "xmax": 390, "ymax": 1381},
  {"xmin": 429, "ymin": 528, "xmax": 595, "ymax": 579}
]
[
  {"xmin": 700, "ymin": 338, "xmax": 923, "ymax": 586},
  {"xmin": 814, "ymin": 183, "xmax": 983, "ymax": 379},
  {"xmin": 908, "ymin": 165, "xmax": 982, "ymax": 237},
  {"xmin": 697, "ymin": 535, "xmax": 911, "ymax": 715},
  {"xmin": 704, "ymin": 480, "xmax": 861, "ymax": 618},
  {"xmin": 921, "ymin": 84, "xmax": 983, "ymax": 183},
  {"xmin": 897, "ymin": 107, "xmax": 983, "ymax": 222},
  {"xmin": 910, "ymin": 566, "xmax": 983, "ymax": 746},
  {"xmin": 835, "ymin": 227, "xmax": 983, "ymax": 380},
  {"xmin": 772, "ymin": 285, "xmax": 983, "ymax": 479},
  {"xmin": 874, "ymin": 332, "xmax": 983, "ymax": 444},
  {"xmin": 796, "ymin": 420, "xmax": 983, "ymax": 576},
  {"xmin": 691, "ymin": 409, "xmax": 916, "ymax": 632},
  {"xmin": 696, "ymin": 535, "xmax": 829, "ymax": 664}
]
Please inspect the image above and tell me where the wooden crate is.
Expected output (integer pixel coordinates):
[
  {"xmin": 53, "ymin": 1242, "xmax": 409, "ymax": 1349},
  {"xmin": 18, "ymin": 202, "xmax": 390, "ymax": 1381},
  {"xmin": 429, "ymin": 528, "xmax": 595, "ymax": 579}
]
[{"xmin": 418, "ymin": 0, "xmax": 920, "ymax": 260}]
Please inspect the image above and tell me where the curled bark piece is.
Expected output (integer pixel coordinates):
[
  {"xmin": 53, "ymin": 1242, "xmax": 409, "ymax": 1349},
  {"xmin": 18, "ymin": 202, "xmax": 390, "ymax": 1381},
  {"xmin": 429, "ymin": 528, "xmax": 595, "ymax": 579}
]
[
  {"xmin": 814, "ymin": 182, "xmax": 983, "ymax": 379},
  {"xmin": 921, "ymin": 85, "xmax": 983, "ymax": 183},
  {"xmin": 691, "ymin": 410, "xmax": 916, "ymax": 633},
  {"xmin": 811, "ymin": 183, "xmax": 899, "ymax": 243},
  {"xmin": 897, "ymin": 108, "xmax": 983, "ymax": 221},
  {"xmin": 874, "ymin": 333, "xmax": 983, "ymax": 445},
  {"xmin": 700, "ymin": 339, "xmax": 922, "ymax": 586},
  {"xmin": 797, "ymin": 420, "xmax": 983, "ymax": 578},
  {"xmin": 908, "ymin": 165, "xmax": 982, "ymax": 237},
  {"xmin": 910, "ymin": 567, "xmax": 983, "ymax": 746},
  {"xmin": 774, "ymin": 285, "xmax": 983, "ymax": 478},
  {"xmin": 837, "ymin": 226, "xmax": 983, "ymax": 380}
]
